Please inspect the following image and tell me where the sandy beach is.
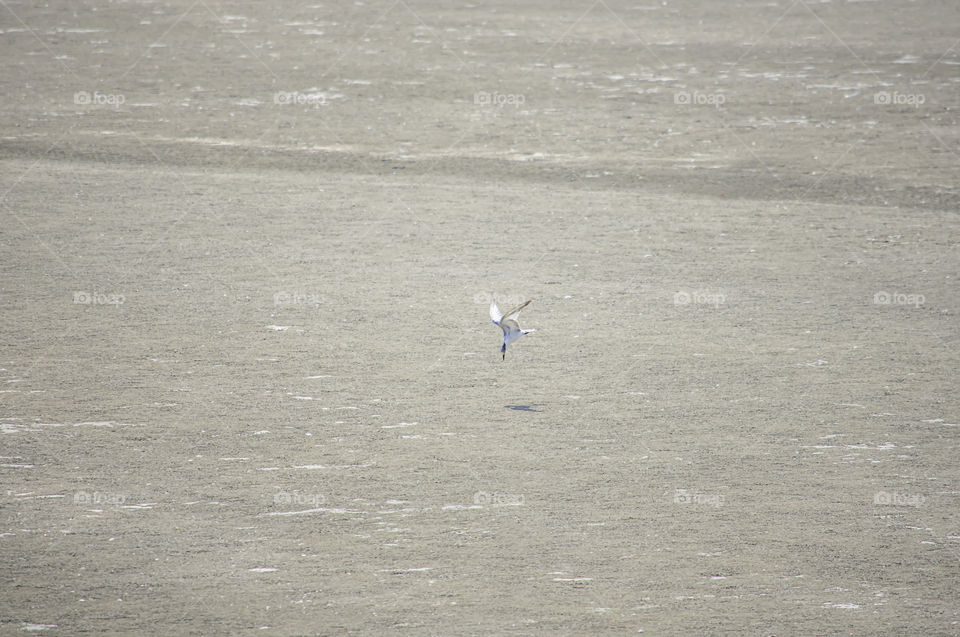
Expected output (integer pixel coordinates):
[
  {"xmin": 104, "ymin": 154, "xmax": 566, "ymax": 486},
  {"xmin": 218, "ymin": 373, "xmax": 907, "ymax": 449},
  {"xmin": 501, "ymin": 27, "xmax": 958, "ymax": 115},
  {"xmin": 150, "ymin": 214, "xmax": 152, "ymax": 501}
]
[{"xmin": 1, "ymin": 1, "xmax": 958, "ymax": 634}]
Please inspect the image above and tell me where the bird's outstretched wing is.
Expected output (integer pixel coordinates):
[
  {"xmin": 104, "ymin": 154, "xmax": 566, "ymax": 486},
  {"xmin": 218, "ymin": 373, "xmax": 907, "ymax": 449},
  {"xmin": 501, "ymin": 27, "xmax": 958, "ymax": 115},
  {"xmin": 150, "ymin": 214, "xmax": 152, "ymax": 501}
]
[
  {"xmin": 501, "ymin": 300, "xmax": 531, "ymax": 320},
  {"xmin": 490, "ymin": 298, "xmax": 503, "ymax": 325}
]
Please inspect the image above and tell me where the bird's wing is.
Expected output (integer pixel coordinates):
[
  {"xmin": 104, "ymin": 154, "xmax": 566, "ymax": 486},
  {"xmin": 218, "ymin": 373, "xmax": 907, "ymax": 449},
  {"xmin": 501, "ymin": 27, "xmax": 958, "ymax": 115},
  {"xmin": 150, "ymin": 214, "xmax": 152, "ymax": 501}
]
[
  {"xmin": 501, "ymin": 299, "xmax": 531, "ymax": 320},
  {"xmin": 489, "ymin": 298, "xmax": 503, "ymax": 325}
]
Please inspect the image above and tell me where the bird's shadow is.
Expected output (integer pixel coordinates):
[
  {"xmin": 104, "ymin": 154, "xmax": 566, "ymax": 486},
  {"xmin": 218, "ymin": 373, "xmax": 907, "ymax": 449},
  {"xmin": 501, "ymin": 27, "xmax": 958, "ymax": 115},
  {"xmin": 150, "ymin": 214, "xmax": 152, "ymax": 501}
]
[{"xmin": 505, "ymin": 404, "xmax": 543, "ymax": 412}]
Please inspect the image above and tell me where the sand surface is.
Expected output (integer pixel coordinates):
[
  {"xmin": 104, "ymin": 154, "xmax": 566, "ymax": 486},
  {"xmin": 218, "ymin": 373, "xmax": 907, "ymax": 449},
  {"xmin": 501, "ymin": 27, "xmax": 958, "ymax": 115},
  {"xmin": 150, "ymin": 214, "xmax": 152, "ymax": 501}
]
[{"xmin": 1, "ymin": 1, "xmax": 958, "ymax": 634}]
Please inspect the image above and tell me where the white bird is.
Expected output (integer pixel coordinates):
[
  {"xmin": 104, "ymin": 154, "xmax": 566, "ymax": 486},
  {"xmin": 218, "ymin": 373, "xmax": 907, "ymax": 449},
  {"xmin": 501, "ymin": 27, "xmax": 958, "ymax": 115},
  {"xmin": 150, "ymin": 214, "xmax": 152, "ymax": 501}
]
[{"xmin": 490, "ymin": 297, "xmax": 535, "ymax": 360}]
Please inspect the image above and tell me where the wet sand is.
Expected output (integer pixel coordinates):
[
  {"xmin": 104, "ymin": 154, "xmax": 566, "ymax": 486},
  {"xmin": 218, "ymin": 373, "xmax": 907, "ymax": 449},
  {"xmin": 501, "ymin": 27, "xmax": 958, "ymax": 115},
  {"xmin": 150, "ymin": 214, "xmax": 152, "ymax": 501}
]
[{"xmin": 1, "ymin": 1, "xmax": 958, "ymax": 634}]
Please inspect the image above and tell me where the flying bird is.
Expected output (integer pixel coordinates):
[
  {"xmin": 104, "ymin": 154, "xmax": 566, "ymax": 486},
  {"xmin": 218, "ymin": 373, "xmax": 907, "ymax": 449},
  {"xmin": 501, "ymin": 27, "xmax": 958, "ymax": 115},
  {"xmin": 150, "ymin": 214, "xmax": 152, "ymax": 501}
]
[{"xmin": 490, "ymin": 297, "xmax": 535, "ymax": 360}]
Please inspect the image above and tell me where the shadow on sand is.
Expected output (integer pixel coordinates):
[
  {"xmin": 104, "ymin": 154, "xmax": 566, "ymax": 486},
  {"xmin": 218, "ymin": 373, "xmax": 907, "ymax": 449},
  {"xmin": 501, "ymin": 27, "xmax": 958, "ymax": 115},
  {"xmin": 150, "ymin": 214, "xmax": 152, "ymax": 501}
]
[{"xmin": 505, "ymin": 404, "xmax": 543, "ymax": 412}]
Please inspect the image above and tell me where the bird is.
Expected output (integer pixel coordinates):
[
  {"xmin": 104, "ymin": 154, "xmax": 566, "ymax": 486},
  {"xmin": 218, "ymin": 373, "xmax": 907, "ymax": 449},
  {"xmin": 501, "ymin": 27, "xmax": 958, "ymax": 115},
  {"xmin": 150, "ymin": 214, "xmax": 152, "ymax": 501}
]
[{"xmin": 490, "ymin": 297, "xmax": 535, "ymax": 360}]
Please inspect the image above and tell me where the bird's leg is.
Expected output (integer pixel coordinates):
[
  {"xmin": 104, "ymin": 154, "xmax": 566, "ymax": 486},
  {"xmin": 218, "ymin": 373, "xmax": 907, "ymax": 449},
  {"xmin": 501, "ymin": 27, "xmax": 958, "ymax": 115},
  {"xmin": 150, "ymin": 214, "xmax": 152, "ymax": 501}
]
[{"xmin": 501, "ymin": 343, "xmax": 506, "ymax": 360}]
